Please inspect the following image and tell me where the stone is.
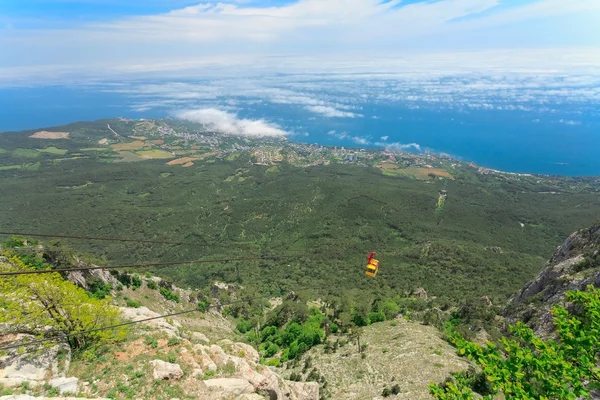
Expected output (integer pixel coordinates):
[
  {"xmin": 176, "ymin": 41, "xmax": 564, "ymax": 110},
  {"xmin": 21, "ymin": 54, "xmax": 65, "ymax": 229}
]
[
  {"xmin": 288, "ymin": 381, "xmax": 320, "ymax": 400},
  {"xmin": 119, "ymin": 307, "xmax": 179, "ymax": 337},
  {"xmin": 197, "ymin": 353, "xmax": 217, "ymax": 373},
  {"xmin": 231, "ymin": 343, "xmax": 260, "ymax": 364},
  {"xmin": 149, "ymin": 360, "xmax": 183, "ymax": 381},
  {"xmin": 189, "ymin": 332, "xmax": 209, "ymax": 343},
  {"xmin": 236, "ymin": 395, "xmax": 265, "ymax": 400},
  {"xmin": 203, "ymin": 378, "xmax": 254, "ymax": 394},
  {"xmin": 49, "ymin": 377, "xmax": 78, "ymax": 394},
  {"xmin": 209, "ymin": 345, "xmax": 231, "ymax": 367},
  {"xmin": 0, "ymin": 337, "xmax": 70, "ymax": 387}
]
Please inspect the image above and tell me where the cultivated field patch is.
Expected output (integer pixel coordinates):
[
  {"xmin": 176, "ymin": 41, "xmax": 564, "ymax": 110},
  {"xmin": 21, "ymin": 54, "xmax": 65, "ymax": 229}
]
[
  {"xmin": 111, "ymin": 141, "xmax": 147, "ymax": 151},
  {"xmin": 29, "ymin": 131, "xmax": 69, "ymax": 139},
  {"xmin": 167, "ymin": 157, "xmax": 198, "ymax": 166},
  {"xmin": 136, "ymin": 150, "xmax": 174, "ymax": 159}
]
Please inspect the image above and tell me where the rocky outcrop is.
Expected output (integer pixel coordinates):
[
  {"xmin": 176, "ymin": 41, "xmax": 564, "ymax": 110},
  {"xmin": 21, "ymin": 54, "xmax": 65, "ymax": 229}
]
[
  {"xmin": 65, "ymin": 268, "xmax": 119, "ymax": 291},
  {"xmin": 150, "ymin": 360, "xmax": 183, "ymax": 380},
  {"xmin": 191, "ymin": 343, "xmax": 318, "ymax": 399},
  {"xmin": 0, "ymin": 336, "xmax": 70, "ymax": 387},
  {"xmin": 118, "ymin": 306, "xmax": 181, "ymax": 337},
  {"xmin": 506, "ymin": 222, "xmax": 600, "ymax": 337}
]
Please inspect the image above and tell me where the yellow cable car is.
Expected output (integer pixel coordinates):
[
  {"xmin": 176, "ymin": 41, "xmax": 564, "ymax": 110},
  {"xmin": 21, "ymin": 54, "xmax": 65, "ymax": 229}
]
[{"xmin": 365, "ymin": 252, "xmax": 379, "ymax": 277}]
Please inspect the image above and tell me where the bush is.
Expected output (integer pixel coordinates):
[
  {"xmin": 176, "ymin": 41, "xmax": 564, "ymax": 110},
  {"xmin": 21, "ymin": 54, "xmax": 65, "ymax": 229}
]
[
  {"xmin": 131, "ymin": 275, "xmax": 142, "ymax": 290},
  {"xmin": 367, "ymin": 311, "xmax": 386, "ymax": 324},
  {"xmin": 159, "ymin": 287, "xmax": 180, "ymax": 302},
  {"xmin": 264, "ymin": 342, "xmax": 280, "ymax": 357},
  {"xmin": 124, "ymin": 298, "xmax": 141, "ymax": 308},
  {"xmin": 382, "ymin": 387, "xmax": 391, "ymax": 397},
  {"xmin": 330, "ymin": 323, "xmax": 339, "ymax": 333},
  {"xmin": 146, "ymin": 280, "xmax": 157, "ymax": 290},
  {"xmin": 237, "ymin": 320, "xmax": 253, "ymax": 334},
  {"xmin": 264, "ymin": 358, "xmax": 280, "ymax": 367},
  {"xmin": 431, "ymin": 286, "xmax": 600, "ymax": 399}
]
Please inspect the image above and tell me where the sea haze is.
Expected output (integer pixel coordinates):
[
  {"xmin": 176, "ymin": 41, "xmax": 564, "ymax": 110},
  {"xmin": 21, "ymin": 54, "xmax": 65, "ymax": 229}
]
[{"xmin": 1, "ymin": 73, "xmax": 599, "ymax": 177}]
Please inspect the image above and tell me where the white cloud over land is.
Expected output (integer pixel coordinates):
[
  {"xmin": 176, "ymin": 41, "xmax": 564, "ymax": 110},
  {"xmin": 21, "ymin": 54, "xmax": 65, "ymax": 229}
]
[{"xmin": 176, "ymin": 108, "xmax": 288, "ymax": 137}]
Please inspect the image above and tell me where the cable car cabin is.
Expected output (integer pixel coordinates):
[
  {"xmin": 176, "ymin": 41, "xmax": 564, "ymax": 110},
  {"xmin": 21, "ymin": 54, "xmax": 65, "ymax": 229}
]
[{"xmin": 366, "ymin": 258, "xmax": 379, "ymax": 277}]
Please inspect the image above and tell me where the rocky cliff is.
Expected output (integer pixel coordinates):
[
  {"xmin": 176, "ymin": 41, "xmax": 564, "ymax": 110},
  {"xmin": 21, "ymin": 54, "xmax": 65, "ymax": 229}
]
[{"xmin": 505, "ymin": 222, "xmax": 600, "ymax": 337}]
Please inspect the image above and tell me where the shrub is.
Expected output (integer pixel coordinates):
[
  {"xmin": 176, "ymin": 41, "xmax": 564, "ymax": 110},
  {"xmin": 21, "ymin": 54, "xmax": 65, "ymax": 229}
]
[
  {"xmin": 431, "ymin": 285, "xmax": 600, "ymax": 399},
  {"xmin": 159, "ymin": 287, "xmax": 180, "ymax": 302},
  {"xmin": 367, "ymin": 311, "xmax": 386, "ymax": 324},
  {"xmin": 124, "ymin": 298, "xmax": 141, "ymax": 308},
  {"xmin": 146, "ymin": 280, "xmax": 157, "ymax": 290}
]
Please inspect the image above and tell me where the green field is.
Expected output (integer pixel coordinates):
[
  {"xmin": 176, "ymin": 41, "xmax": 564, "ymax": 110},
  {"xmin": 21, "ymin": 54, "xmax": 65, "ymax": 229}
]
[
  {"xmin": 136, "ymin": 149, "xmax": 174, "ymax": 159},
  {"xmin": 38, "ymin": 146, "xmax": 69, "ymax": 155},
  {"xmin": 13, "ymin": 148, "xmax": 41, "ymax": 158}
]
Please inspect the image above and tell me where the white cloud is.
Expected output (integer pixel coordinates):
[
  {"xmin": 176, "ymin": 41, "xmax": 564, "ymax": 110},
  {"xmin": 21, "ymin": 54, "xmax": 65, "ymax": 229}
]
[
  {"xmin": 558, "ymin": 118, "xmax": 582, "ymax": 125},
  {"xmin": 327, "ymin": 129, "xmax": 371, "ymax": 144},
  {"xmin": 375, "ymin": 141, "xmax": 422, "ymax": 152},
  {"xmin": 305, "ymin": 105, "xmax": 361, "ymax": 118},
  {"xmin": 176, "ymin": 108, "xmax": 288, "ymax": 137},
  {"xmin": 380, "ymin": 136, "xmax": 389, "ymax": 141},
  {"xmin": 3, "ymin": 0, "xmax": 600, "ymax": 81}
]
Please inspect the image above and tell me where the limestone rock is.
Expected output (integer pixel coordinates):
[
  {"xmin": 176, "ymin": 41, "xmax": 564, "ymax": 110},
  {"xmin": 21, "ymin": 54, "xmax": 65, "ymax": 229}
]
[
  {"xmin": 288, "ymin": 381, "xmax": 319, "ymax": 400},
  {"xmin": 119, "ymin": 307, "xmax": 179, "ymax": 337},
  {"xmin": 189, "ymin": 332, "xmax": 209, "ymax": 343},
  {"xmin": 232, "ymin": 342, "xmax": 260, "ymax": 364},
  {"xmin": 49, "ymin": 377, "xmax": 78, "ymax": 394},
  {"xmin": 150, "ymin": 360, "xmax": 183, "ymax": 381},
  {"xmin": 0, "ymin": 337, "xmax": 70, "ymax": 387},
  {"xmin": 203, "ymin": 378, "xmax": 254, "ymax": 394},
  {"xmin": 412, "ymin": 287, "xmax": 428, "ymax": 299},
  {"xmin": 209, "ymin": 345, "xmax": 231, "ymax": 367},
  {"xmin": 506, "ymin": 222, "xmax": 600, "ymax": 338},
  {"xmin": 236, "ymin": 395, "xmax": 266, "ymax": 400}
]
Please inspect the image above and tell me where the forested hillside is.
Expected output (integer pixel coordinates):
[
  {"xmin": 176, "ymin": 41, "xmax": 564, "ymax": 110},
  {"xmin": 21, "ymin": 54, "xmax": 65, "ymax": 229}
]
[{"xmin": 1, "ymin": 119, "xmax": 600, "ymax": 308}]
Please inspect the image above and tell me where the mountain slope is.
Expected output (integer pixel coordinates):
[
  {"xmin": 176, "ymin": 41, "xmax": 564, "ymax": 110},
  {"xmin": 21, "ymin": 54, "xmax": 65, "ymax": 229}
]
[{"xmin": 505, "ymin": 221, "xmax": 600, "ymax": 337}]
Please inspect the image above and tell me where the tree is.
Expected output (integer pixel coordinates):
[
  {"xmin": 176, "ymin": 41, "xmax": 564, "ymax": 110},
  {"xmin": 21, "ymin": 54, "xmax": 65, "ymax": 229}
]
[
  {"xmin": 0, "ymin": 253, "xmax": 127, "ymax": 350},
  {"xmin": 430, "ymin": 285, "xmax": 600, "ymax": 399}
]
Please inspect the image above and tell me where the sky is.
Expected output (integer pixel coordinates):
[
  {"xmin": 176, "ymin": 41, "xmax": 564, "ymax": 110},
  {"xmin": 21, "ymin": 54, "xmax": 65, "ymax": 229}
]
[{"xmin": 1, "ymin": 0, "xmax": 599, "ymax": 82}]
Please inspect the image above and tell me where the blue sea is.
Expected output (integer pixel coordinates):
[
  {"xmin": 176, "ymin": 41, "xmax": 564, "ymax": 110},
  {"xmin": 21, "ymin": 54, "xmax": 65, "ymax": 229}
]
[{"xmin": 1, "ymin": 84, "xmax": 599, "ymax": 176}]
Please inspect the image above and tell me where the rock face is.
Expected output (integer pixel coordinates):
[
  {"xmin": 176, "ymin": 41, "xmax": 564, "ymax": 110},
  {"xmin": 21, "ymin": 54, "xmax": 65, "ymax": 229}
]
[
  {"xmin": 118, "ymin": 307, "xmax": 181, "ymax": 337},
  {"xmin": 191, "ymin": 343, "xmax": 318, "ymax": 400},
  {"xmin": 150, "ymin": 360, "xmax": 183, "ymax": 380},
  {"xmin": 506, "ymin": 222, "xmax": 600, "ymax": 337},
  {"xmin": 0, "ymin": 337, "xmax": 70, "ymax": 387}
]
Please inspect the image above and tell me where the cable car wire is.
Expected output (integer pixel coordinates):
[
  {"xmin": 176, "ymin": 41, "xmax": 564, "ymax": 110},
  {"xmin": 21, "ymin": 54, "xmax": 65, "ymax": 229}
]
[
  {"xmin": 0, "ymin": 284, "xmax": 325, "ymax": 353},
  {"xmin": 0, "ymin": 255, "xmax": 297, "ymax": 277},
  {"xmin": 0, "ymin": 231, "xmax": 205, "ymax": 246}
]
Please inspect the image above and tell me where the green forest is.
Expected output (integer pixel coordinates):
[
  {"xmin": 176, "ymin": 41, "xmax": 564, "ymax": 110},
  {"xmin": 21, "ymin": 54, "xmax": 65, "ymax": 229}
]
[{"xmin": 1, "ymin": 119, "xmax": 600, "ymax": 309}]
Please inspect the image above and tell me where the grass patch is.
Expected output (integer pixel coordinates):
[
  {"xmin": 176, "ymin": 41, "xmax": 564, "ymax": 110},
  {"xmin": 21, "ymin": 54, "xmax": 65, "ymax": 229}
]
[
  {"xmin": 0, "ymin": 162, "xmax": 40, "ymax": 171},
  {"xmin": 136, "ymin": 150, "xmax": 174, "ymax": 159},
  {"xmin": 111, "ymin": 141, "xmax": 147, "ymax": 151},
  {"xmin": 116, "ymin": 151, "xmax": 144, "ymax": 162},
  {"xmin": 13, "ymin": 148, "xmax": 40, "ymax": 158},
  {"xmin": 266, "ymin": 166, "xmax": 279, "ymax": 173},
  {"xmin": 38, "ymin": 146, "xmax": 68, "ymax": 155}
]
